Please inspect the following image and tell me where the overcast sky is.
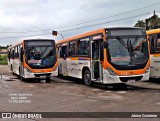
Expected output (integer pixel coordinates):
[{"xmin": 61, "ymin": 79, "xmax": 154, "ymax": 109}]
[{"xmin": 0, "ymin": 0, "xmax": 160, "ymax": 46}]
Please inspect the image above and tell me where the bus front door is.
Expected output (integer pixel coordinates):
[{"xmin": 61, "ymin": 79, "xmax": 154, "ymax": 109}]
[
  {"xmin": 91, "ymin": 40, "xmax": 102, "ymax": 81},
  {"xmin": 61, "ymin": 46, "xmax": 68, "ymax": 76}
]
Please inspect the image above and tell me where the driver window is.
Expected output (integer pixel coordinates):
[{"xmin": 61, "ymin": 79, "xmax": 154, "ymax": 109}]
[
  {"xmin": 150, "ymin": 35, "xmax": 156, "ymax": 53},
  {"xmin": 156, "ymin": 34, "xmax": 160, "ymax": 52}
]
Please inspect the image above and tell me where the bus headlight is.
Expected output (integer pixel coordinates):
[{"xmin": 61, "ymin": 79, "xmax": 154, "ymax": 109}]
[
  {"xmin": 53, "ymin": 67, "xmax": 58, "ymax": 72},
  {"xmin": 25, "ymin": 68, "xmax": 32, "ymax": 73},
  {"xmin": 145, "ymin": 66, "xmax": 150, "ymax": 74},
  {"xmin": 107, "ymin": 68, "xmax": 117, "ymax": 76}
]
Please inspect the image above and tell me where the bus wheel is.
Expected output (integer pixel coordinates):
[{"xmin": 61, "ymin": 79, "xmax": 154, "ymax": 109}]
[
  {"xmin": 83, "ymin": 70, "xmax": 92, "ymax": 86},
  {"xmin": 58, "ymin": 68, "xmax": 61, "ymax": 77},
  {"xmin": 19, "ymin": 70, "xmax": 24, "ymax": 81},
  {"xmin": 46, "ymin": 77, "xmax": 51, "ymax": 83},
  {"xmin": 20, "ymin": 75, "xmax": 25, "ymax": 81},
  {"xmin": 11, "ymin": 65, "xmax": 15, "ymax": 75}
]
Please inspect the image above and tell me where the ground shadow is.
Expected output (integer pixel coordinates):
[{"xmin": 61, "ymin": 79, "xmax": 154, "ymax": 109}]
[
  {"xmin": 148, "ymin": 78, "xmax": 160, "ymax": 84},
  {"xmin": 53, "ymin": 76, "xmax": 160, "ymax": 92}
]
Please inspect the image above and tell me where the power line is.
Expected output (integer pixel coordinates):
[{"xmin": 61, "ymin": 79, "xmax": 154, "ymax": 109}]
[
  {"xmin": 0, "ymin": 32, "xmax": 51, "ymax": 39},
  {"xmin": 0, "ymin": 29, "xmax": 51, "ymax": 34},
  {"xmin": 54, "ymin": 2, "xmax": 160, "ymax": 30},
  {"xmin": 59, "ymin": 12, "xmax": 151, "ymax": 32},
  {"xmin": 0, "ymin": 10, "xmax": 156, "ymax": 39},
  {"xmin": 0, "ymin": 2, "xmax": 160, "ymax": 34}
]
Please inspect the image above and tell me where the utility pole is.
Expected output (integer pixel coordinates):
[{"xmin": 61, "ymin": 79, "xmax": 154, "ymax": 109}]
[{"xmin": 153, "ymin": 10, "xmax": 156, "ymax": 29}]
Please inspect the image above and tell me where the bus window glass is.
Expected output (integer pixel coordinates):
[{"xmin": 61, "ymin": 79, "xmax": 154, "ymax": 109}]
[
  {"xmin": 24, "ymin": 40, "xmax": 56, "ymax": 69},
  {"xmin": 150, "ymin": 34, "xmax": 160, "ymax": 53},
  {"xmin": 58, "ymin": 47, "xmax": 62, "ymax": 58},
  {"xmin": 61, "ymin": 46, "xmax": 68, "ymax": 57},
  {"xmin": 107, "ymin": 36, "xmax": 148, "ymax": 66},
  {"xmin": 78, "ymin": 39, "xmax": 89, "ymax": 56},
  {"xmin": 12, "ymin": 49, "xmax": 14, "ymax": 59},
  {"xmin": 156, "ymin": 34, "xmax": 160, "ymax": 52},
  {"xmin": 69, "ymin": 41, "xmax": 77, "ymax": 56},
  {"xmin": 150, "ymin": 35, "xmax": 155, "ymax": 53}
]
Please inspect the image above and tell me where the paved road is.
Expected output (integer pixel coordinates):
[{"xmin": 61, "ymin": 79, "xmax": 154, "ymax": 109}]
[{"xmin": 0, "ymin": 65, "xmax": 160, "ymax": 121}]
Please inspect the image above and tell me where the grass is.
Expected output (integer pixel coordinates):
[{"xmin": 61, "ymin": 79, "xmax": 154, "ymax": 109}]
[
  {"xmin": 0, "ymin": 62, "xmax": 8, "ymax": 65},
  {"xmin": 0, "ymin": 54, "xmax": 8, "ymax": 65}
]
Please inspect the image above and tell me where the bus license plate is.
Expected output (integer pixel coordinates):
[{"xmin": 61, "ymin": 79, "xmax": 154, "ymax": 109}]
[
  {"xmin": 127, "ymin": 80, "xmax": 135, "ymax": 83},
  {"xmin": 40, "ymin": 76, "xmax": 46, "ymax": 79}
]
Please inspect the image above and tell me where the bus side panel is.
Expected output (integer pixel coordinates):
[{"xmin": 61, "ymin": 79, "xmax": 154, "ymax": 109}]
[
  {"xmin": 58, "ymin": 58, "xmax": 63, "ymax": 75},
  {"xmin": 67, "ymin": 59, "xmax": 80, "ymax": 78},
  {"xmin": 67, "ymin": 58, "xmax": 90, "ymax": 79},
  {"xmin": 8, "ymin": 59, "xmax": 13, "ymax": 72},
  {"xmin": 150, "ymin": 55, "xmax": 160, "ymax": 78},
  {"xmin": 13, "ymin": 59, "xmax": 20, "ymax": 75}
]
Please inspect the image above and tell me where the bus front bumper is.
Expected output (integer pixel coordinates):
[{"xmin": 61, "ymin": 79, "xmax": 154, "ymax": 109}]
[
  {"xmin": 102, "ymin": 72, "xmax": 149, "ymax": 84},
  {"xmin": 23, "ymin": 68, "xmax": 58, "ymax": 79}
]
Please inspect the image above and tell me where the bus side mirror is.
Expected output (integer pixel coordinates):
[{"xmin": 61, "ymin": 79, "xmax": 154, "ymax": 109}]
[
  {"xmin": 20, "ymin": 49, "xmax": 24, "ymax": 62},
  {"xmin": 103, "ymin": 41, "xmax": 108, "ymax": 48}
]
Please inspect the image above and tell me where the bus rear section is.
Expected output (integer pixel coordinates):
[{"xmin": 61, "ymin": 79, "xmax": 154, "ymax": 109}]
[
  {"xmin": 57, "ymin": 27, "xmax": 150, "ymax": 86},
  {"xmin": 147, "ymin": 29, "xmax": 160, "ymax": 79},
  {"xmin": 8, "ymin": 39, "xmax": 58, "ymax": 82}
]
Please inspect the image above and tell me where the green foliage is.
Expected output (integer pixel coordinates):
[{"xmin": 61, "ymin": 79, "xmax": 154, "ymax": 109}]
[
  {"xmin": 0, "ymin": 45, "xmax": 10, "ymax": 49},
  {"xmin": 0, "ymin": 54, "xmax": 8, "ymax": 65},
  {"xmin": 134, "ymin": 13, "xmax": 160, "ymax": 30}
]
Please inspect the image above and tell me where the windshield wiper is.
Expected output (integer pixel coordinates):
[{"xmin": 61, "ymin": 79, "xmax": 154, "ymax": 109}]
[
  {"xmin": 127, "ymin": 39, "xmax": 133, "ymax": 56},
  {"xmin": 116, "ymin": 37, "xmax": 128, "ymax": 49},
  {"xmin": 116, "ymin": 37, "xmax": 134, "ymax": 55}
]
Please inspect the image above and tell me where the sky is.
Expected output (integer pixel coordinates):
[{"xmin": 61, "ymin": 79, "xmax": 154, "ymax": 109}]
[{"xmin": 0, "ymin": 0, "xmax": 160, "ymax": 46}]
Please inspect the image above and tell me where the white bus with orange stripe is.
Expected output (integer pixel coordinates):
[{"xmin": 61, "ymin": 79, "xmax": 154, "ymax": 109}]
[
  {"xmin": 7, "ymin": 39, "xmax": 58, "ymax": 82},
  {"xmin": 147, "ymin": 29, "xmax": 160, "ymax": 78},
  {"xmin": 56, "ymin": 27, "xmax": 150, "ymax": 86}
]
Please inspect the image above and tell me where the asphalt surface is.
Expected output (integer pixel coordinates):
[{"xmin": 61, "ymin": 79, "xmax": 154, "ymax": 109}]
[{"xmin": 0, "ymin": 65, "xmax": 160, "ymax": 121}]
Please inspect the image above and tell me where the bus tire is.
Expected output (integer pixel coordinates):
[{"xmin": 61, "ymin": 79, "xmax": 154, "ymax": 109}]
[
  {"xmin": 46, "ymin": 77, "xmax": 51, "ymax": 83},
  {"xmin": 83, "ymin": 69, "xmax": 92, "ymax": 86},
  {"xmin": 11, "ymin": 65, "xmax": 15, "ymax": 75},
  {"xmin": 58, "ymin": 68, "xmax": 61, "ymax": 77},
  {"xmin": 19, "ymin": 68, "xmax": 24, "ymax": 81}
]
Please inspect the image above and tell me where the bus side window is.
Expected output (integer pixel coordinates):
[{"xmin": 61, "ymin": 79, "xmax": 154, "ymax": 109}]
[
  {"xmin": 8, "ymin": 50, "xmax": 11, "ymax": 62},
  {"xmin": 78, "ymin": 40, "xmax": 89, "ymax": 56},
  {"xmin": 58, "ymin": 47, "xmax": 62, "ymax": 58},
  {"xmin": 17, "ymin": 46, "xmax": 19, "ymax": 59},
  {"xmin": 20, "ymin": 47, "xmax": 24, "ymax": 62},
  {"xmin": 150, "ymin": 35, "xmax": 155, "ymax": 53},
  {"xmin": 69, "ymin": 41, "xmax": 77, "ymax": 56},
  {"xmin": 100, "ymin": 41, "xmax": 104, "ymax": 61},
  {"xmin": 156, "ymin": 34, "xmax": 160, "ymax": 51},
  {"xmin": 61, "ymin": 46, "xmax": 68, "ymax": 58},
  {"xmin": 12, "ymin": 49, "xmax": 15, "ymax": 59}
]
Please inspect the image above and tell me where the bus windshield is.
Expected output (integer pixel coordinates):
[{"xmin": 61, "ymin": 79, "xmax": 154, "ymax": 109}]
[
  {"xmin": 107, "ymin": 36, "xmax": 148, "ymax": 70},
  {"xmin": 24, "ymin": 40, "xmax": 56, "ymax": 69}
]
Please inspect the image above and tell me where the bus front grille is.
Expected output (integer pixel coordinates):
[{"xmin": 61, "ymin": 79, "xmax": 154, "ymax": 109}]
[
  {"xmin": 119, "ymin": 76, "xmax": 143, "ymax": 82},
  {"xmin": 34, "ymin": 73, "xmax": 51, "ymax": 77}
]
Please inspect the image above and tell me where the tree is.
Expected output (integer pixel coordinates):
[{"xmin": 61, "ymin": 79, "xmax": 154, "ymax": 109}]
[
  {"xmin": 134, "ymin": 12, "xmax": 160, "ymax": 30},
  {"xmin": 134, "ymin": 20, "xmax": 145, "ymax": 28}
]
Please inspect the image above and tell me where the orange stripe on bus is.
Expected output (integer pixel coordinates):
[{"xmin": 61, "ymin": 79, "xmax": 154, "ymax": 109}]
[
  {"xmin": 23, "ymin": 61, "xmax": 58, "ymax": 73},
  {"xmin": 151, "ymin": 54, "xmax": 160, "ymax": 57}
]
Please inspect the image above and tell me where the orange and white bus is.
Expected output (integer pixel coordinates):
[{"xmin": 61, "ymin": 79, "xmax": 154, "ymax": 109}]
[
  {"xmin": 56, "ymin": 27, "xmax": 150, "ymax": 86},
  {"xmin": 147, "ymin": 29, "xmax": 160, "ymax": 78},
  {"xmin": 7, "ymin": 39, "xmax": 58, "ymax": 82}
]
